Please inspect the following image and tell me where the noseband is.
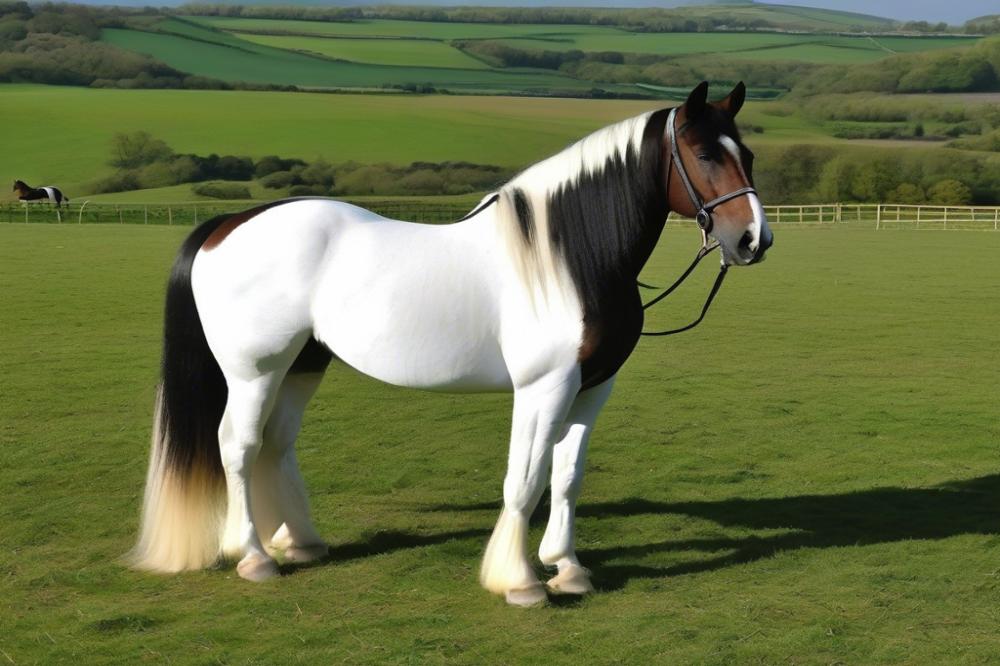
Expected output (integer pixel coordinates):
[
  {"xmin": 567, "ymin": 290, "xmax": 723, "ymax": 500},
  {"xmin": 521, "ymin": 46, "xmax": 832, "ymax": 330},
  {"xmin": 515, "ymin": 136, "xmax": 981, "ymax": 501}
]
[{"xmin": 641, "ymin": 107, "xmax": 757, "ymax": 337}]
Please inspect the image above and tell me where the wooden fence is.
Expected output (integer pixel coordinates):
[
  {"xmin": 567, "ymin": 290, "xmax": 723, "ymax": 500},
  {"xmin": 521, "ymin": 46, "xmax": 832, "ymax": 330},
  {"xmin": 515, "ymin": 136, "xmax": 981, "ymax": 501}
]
[{"xmin": 3, "ymin": 201, "xmax": 999, "ymax": 230}]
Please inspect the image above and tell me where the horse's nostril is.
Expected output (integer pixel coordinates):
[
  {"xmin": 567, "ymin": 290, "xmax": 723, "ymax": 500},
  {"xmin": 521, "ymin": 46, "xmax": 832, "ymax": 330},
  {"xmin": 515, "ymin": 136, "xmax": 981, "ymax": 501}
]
[{"xmin": 738, "ymin": 231, "xmax": 753, "ymax": 252}]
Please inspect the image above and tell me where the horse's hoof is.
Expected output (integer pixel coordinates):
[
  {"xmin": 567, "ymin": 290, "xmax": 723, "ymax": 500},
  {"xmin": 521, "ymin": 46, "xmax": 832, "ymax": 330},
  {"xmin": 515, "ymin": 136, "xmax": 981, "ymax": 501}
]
[
  {"xmin": 505, "ymin": 584, "xmax": 547, "ymax": 607},
  {"xmin": 547, "ymin": 565, "xmax": 593, "ymax": 596},
  {"xmin": 284, "ymin": 543, "xmax": 329, "ymax": 563},
  {"xmin": 236, "ymin": 553, "xmax": 279, "ymax": 582}
]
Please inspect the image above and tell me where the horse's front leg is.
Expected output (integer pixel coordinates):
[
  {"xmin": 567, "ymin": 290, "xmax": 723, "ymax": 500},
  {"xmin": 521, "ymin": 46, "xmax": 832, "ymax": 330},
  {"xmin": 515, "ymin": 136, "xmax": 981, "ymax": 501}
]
[
  {"xmin": 538, "ymin": 375, "xmax": 615, "ymax": 595},
  {"xmin": 481, "ymin": 367, "xmax": 581, "ymax": 606}
]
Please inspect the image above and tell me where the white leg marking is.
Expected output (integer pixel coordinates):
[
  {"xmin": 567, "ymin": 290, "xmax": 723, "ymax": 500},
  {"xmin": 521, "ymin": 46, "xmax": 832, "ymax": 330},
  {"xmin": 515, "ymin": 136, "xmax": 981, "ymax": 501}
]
[
  {"xmin": 538, "ymin": 376, "xmax": 615, "ymax": 595},
  {"xmin": 219, "ymin": 374, "xmax": 283, "ymax": 581},
  {"xmin": 259, "ymin": 373, "xmax": 328, "ymax": 562},
  {"xmin": 481, "ymin": 368, "xmax": 582, "ymax": 605}
]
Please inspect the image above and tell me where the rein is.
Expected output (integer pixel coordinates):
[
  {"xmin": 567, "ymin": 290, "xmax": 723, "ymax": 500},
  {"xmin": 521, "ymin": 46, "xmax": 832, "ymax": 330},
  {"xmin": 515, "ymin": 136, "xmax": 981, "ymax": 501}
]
[{"xmin": 640, "ymin": 107, "xmax": 754, "ymax": 337}]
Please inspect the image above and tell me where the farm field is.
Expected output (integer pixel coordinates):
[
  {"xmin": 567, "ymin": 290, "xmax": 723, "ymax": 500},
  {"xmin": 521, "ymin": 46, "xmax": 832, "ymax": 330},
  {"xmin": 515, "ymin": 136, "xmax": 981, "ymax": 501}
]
[
  {"xmin": 102, "ymin": 25, "xmax": 594, "ymax": 94},
  {"xmin": 1, "ymin": 84, "xmax": 652, "ymax": 196},
  {"xmin": 239, "ymin": 34, "xmax": 492, "ymax": 69},
  {"xmin": 2, "ymin": 223, "xmax": 1000, "ymax": 663},
  {"xmin": 489, "ymin": 33, "xmax": 979, "ymax": 64},
  {"xmin": 4, "ymin": 84, "xmax": 948, "ymax": 200},
  {"xmin": 97, "ymin": 16, "xmax": 982, "ymax": 94}
]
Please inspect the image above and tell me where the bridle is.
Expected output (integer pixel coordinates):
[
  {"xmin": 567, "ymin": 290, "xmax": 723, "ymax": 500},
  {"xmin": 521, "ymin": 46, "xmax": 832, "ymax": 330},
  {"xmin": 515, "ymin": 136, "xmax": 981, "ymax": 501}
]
[{"xmin": 641, "ymin": 107, "xmax": 757, "ymax": 337}]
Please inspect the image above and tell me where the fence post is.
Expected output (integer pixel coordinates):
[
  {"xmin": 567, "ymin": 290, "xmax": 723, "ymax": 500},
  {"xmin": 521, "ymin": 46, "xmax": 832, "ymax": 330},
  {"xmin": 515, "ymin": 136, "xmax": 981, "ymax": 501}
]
[
  {"xmin": 875, "ymin": 205, "xmax": 881, "ymax": 231},
  {"xmin": 943, "ymin": 207, "xmax": 948, "ymax": 230},
  {"xmin": 994, "ymin": 208, "xmax": 998, "ymax": 231},
  {"xmin": 917, "ymin": 206, "xmax": 921, "ymax": 229}
]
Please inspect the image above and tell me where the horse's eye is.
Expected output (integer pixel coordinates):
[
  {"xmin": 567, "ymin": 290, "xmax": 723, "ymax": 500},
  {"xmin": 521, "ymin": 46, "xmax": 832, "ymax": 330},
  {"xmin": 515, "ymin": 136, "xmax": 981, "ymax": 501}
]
[{"xmin": 697, "ymin": 154, "xmax": 712, "ymax": 162}]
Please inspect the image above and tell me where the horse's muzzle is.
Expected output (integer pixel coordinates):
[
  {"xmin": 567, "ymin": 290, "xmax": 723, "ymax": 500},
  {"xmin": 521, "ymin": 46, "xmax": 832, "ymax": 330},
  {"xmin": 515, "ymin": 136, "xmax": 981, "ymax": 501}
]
[{"xmin": 739, "ymin": 227, "xmax": 773, "ymax": 265}]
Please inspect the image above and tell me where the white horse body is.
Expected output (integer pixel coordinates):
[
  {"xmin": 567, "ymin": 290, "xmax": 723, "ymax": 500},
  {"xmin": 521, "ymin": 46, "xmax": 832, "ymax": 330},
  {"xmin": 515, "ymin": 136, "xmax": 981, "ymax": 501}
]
[
  {"xmin": 132, "ymin": 83, "xmax": 771, "ymax": 606},
  {"xmin": 192, "ymin": 198, "xmax": 585, "ymax": 393}
]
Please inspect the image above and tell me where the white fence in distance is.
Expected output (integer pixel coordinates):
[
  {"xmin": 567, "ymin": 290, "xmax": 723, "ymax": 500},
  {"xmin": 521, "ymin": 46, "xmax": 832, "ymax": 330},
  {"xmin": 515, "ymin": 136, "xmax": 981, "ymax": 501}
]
[{"xmin": 3, "ymin": 201, "xmax": 1000, "ymax": 230}]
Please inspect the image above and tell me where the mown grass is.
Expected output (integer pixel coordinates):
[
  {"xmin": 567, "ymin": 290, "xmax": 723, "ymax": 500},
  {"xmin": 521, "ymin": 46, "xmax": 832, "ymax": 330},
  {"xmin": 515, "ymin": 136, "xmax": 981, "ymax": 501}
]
[{"xmin": 2, "ymin": 223, "xmax": 999, "ymax": 663}]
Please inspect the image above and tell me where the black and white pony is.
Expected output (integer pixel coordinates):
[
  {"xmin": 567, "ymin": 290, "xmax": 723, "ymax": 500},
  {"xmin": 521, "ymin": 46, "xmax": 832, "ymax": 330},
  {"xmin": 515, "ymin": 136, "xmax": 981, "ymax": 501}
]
[
  {"xmin": 131, "ymin": 82, "xmax": 773, "ymax": 606},
  {"xmin": 13, "ymin": 179, "xmax": 68, "ymax": 208}
]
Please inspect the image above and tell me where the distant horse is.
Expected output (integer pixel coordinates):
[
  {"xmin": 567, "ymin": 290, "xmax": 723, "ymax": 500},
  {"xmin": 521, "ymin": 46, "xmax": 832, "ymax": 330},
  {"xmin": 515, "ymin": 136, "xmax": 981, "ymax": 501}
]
[
  {"xmin": 13, "ymin": 180, "xmax": 68, "ymax": 208},
  {"xmin": 130, "ymin": 81, "xmax": 773, "ymax": 606}
]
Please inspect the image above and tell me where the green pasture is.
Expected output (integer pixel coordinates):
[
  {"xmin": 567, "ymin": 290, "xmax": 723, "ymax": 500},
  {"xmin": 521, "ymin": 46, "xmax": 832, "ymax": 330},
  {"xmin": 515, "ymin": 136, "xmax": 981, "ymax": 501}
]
[
  {"xmin": 239, "ymin": 34, "xmax": 490, "ymax": 69},
  {"xmin": 2, "ymin": 223, "xmax": 999, "ymax": 663},
  {"xmin": 102, "ymin": 27, "xmax": 592, "ymax": 94},
  {"xmin": 98, "ymin": 16, "xmax": 980, "ymax": 96},
  {"xmin": 0, "ymin": 85, "xmax": 659, "ymax": 196},
  {"xmin": 492, "ymin": 32, "xmax": 977, "ymax": 64},
  {"xmin": 5, "ymin": 84, "xmax": 937, "ymax": 201},
  {"xmin": 188, "ymin": 16, "xmax": 978, "ymax": 66},
  {"xmin": 189, "ymin": 16, "xmax": 620, "ymax": 41}
]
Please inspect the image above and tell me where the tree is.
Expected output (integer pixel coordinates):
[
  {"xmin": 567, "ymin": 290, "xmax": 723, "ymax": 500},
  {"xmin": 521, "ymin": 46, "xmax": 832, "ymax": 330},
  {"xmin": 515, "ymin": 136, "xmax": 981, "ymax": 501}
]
[
  {"xmin": 109, "ymin": 131, "xmax": 172, "ymax": 169},
  {"xmin": 888, "ymin": 182, "xmax": 925, "ymax": 204},
  {"xmin": 927, "ymin": 179, "xmax": 972, "ymax": 204}
]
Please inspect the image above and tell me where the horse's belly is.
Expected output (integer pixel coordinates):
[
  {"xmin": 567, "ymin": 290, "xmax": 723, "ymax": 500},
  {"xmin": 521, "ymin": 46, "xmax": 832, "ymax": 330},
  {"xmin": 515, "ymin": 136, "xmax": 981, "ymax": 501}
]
[{"xmin": 313, "ymin": 220, "xmax": 513, "ymax": 392}]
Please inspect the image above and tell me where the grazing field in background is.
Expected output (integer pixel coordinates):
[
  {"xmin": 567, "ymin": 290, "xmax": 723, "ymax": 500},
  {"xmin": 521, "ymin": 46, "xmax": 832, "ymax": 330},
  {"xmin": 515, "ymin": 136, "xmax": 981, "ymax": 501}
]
[
  {"xmin": 2, "ymin": 223, "xmax": 999, "ymax": 663},
  {"xmin": 6, "ymin": 83, "xmax": 976, "ymax": 201}
]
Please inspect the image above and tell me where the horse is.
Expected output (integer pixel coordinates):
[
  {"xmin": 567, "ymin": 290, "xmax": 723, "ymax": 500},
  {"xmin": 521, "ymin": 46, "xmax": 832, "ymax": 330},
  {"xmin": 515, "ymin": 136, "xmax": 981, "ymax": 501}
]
[
  {"xmin": 130, "ymin": 81, "xmax": 773, "ymax": 607},
  {"xmin": 13, "ymin": 179, "xmax": 68, "ymax": 208}
]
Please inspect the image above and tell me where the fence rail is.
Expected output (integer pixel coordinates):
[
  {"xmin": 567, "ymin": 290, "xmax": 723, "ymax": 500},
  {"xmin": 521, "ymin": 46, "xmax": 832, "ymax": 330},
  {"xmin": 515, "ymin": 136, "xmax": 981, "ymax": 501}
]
[{"xmin": 3, "ymin": 200, "xmax": 999, "ymax": 230}]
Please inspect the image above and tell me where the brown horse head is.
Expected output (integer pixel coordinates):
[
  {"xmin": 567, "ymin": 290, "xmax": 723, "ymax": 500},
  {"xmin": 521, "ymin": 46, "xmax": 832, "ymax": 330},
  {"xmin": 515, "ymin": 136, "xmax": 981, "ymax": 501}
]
[{"xmin": 666, "ymin": 82, "xmax": 772, "ymax": 266}]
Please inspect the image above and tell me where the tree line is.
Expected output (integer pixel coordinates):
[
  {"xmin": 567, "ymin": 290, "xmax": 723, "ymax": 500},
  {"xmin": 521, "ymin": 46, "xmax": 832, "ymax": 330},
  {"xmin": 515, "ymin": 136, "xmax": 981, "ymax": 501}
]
[{"xmin": 94, "ymin": 131, "xmax": 513, "ymax": 198}]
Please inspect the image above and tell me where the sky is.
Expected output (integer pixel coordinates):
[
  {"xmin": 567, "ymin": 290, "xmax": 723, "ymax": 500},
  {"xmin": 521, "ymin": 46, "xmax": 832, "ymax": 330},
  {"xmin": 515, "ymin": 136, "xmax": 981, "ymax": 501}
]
[{"xmin": 766, "ymin": 1, "xmax": 996, "ymax": 25}]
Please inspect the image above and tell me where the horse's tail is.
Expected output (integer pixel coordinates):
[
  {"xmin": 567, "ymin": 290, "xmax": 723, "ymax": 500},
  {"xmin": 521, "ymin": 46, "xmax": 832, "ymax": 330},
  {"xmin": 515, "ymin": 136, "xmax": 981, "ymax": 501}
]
[{"xmin": 129, "ymin": 215, "xmax": 233, "ymax": 572}]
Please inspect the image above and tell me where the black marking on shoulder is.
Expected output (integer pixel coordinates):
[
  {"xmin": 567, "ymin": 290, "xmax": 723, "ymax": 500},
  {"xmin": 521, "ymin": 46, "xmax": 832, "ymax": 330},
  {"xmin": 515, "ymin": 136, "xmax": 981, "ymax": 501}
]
[
  {"xmin": 289, "ymin": 336, "xmax": 334, "ymax": 375},
  {"xmin": 513, "ymin": 189, "xmax": 533, "ymax": 243}
]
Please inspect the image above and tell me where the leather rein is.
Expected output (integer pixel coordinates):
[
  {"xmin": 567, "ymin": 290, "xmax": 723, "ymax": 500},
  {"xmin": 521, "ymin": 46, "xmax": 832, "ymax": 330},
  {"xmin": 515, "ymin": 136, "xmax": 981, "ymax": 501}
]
[{"xmin": 640, "ymin": 107, "xmax": 757, "ymax": 337}]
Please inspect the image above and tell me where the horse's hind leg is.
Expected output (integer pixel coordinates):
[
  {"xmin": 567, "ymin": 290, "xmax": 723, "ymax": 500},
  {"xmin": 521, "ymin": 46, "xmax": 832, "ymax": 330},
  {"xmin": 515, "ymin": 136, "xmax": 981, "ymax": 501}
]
[
  {"xmin": 257, "ymin": 371, "xmax": 329, "ymax": 563},
  {"xmin": 481, "ymin": 368, "xmax": 580, "ymax": 606},
  {"xmin": 539, "ymin": 376, "xmax": 615, "ymax": 595},
  {"xmin": 218, "ymin": 372, "xmax": 285, "ymax": 581}
]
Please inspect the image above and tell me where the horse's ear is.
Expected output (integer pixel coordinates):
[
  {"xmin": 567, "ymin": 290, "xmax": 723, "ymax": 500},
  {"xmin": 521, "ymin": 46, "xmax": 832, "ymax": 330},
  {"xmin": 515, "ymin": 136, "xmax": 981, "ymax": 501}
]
[
  {"xmin": 684, "ymin": 81, "xmax": 709, "ymax": 121},
  {"xmin": 720, "ymin": 81, "xmax": 746, "ymax": 118}
]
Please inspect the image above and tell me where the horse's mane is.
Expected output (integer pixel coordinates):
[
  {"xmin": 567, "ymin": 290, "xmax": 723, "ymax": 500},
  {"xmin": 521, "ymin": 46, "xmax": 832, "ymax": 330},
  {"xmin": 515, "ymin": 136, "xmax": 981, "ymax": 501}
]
[{"xmin": 493, "ymin": 109, "xmax": 671, "ymax": 313}]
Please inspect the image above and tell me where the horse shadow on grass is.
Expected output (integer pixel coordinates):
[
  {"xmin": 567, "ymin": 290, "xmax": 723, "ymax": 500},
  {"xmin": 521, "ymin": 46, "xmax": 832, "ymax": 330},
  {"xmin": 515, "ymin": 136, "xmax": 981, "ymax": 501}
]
[
  {"xmin": 425, "ymin": 474, "xmax": 1000, "ymax": 592},
  {"xmin": 278, "ymin": 527, "xmax": 490, "ymax": 576}
]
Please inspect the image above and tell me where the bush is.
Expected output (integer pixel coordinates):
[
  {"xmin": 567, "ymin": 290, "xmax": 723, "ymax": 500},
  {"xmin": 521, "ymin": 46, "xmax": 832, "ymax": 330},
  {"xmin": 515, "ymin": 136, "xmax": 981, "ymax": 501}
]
[
  {"xmin": 192, "ymin": 182, "xmax": 252, "ymax": 199},
  {"xmin": 109, "ymin": 131, "xmax": 173, "ymax": 169},
  {"xmin": 927, "ymin": 179, "xmax": 972, "ymax": 204},
  {"xmin": 260, "ymin": 170, "xmax": 300, "ymax": 189}
]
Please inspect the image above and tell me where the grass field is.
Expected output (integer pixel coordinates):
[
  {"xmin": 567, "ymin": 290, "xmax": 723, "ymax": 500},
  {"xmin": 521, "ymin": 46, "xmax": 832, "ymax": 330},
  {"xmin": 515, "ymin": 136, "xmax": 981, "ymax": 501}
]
[
  {"xmin": 5, "ymin": 84, "xmax": 936, "ymax": 200},
  {"xmin": 102, "ymin": 26, "xmax": 593, "ymax": 94},
  {"xmin": 95, "ymin": 16, "xmax": 980, "ymax": 94},
  {"xmin": 239, "ymin": 34, "xmax": 491, "ymax": 69},
  {"xmin": 492, "ymin": 33, "xmax": 979, "ymax": 64},
  {"xmin": 1, "ymin": 84, "xmax": 658, "ymax": 196},
  {"xmin": 2, "ymin": 223, "xmax": 999, "ymax": 663}
]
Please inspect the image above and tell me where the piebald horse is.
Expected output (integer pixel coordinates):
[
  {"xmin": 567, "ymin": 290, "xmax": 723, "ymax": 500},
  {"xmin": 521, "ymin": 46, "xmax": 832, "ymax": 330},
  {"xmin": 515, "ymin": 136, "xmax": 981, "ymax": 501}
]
[
  {"xmin": 13, "ymin": 179, "xmax": 68, "ymax": 208},
  {"xmin": 131, "ymin": 81, "xmax": 773, "ymax": 606}
]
